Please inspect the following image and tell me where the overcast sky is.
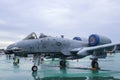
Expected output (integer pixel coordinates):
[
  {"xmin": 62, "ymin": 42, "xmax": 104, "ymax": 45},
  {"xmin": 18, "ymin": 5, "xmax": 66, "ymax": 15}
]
[{"xmin": 0, "ymin": 0, "xmax": 120, "ymax": 48}]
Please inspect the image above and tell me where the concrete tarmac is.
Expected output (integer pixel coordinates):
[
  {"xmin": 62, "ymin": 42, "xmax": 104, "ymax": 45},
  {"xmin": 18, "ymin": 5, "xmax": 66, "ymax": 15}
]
[{"xmin": 0, "ymin": 53, "xmax": 120, "ymax": 80}]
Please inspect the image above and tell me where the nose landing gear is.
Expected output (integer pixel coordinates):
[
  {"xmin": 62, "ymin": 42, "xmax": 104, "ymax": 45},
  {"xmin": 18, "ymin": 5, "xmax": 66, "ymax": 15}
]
[
  {"xmin": 32, "ymin": 54, "xmax": 44, "ymax": 72},
  {"xmin": 32, "ymin": 65, "xmax": 38, "ymax": 72}
]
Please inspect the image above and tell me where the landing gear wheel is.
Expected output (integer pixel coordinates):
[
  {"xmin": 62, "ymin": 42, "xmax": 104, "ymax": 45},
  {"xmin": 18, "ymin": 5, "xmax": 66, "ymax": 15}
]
[
  {"xmin": 32, "ymin": 65, "xmax": 38, "ymax": 72},
  {"xmin": 91, "ymin": 59, "xmax": 99, "ymax": 70},
  {"xmin": 60, "ymin": 60, "xmax": 66, "ymax": 68}
]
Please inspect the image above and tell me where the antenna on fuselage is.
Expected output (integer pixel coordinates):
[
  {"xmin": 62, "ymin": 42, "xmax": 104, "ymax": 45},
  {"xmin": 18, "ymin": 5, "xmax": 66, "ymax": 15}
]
[{"xmin": 61, "ymin": 35, "xmax": 64, "ymax": 38}]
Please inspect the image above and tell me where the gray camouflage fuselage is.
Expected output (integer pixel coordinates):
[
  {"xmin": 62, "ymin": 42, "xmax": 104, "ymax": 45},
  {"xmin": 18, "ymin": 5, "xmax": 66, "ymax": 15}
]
[{"xmin": 7, "ymin": 36, "xmax": 88, "ymax": 58}]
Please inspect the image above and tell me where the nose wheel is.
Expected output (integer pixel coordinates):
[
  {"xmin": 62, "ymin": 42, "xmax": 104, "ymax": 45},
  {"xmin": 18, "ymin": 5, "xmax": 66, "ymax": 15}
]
[{"xmin": 32, "ymin": 65, "xmax": 38, "ymax": 72}]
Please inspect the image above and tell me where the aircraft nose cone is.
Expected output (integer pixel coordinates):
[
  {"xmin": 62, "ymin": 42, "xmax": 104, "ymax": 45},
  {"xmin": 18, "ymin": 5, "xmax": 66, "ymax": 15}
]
[
  {"xmin": 5, "ymin": 43, "xmax": 16, "ymax": 54},
  {"xmin": 6, "ymin": 43, "xmax": 16, "ymax": 50}
]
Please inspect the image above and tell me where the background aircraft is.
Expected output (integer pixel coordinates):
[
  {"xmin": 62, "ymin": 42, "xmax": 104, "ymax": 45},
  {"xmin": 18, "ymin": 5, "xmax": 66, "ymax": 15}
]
[{"xmin": 3, "ymin": 32, "xmax": 120, "ymax": 72}]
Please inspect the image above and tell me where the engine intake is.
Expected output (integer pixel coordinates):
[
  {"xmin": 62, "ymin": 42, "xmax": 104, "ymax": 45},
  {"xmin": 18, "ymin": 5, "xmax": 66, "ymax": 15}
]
[
  {"xmin": 73, "ymin": 37, "xmax": 82, "ymax": 41},
  {"xmin": 88, "ymin": 34, "xmax": 112, "ymax": 46},
  {"xmin": 73, "ymin": 37, "xmax": 88, "ymax": 42}
]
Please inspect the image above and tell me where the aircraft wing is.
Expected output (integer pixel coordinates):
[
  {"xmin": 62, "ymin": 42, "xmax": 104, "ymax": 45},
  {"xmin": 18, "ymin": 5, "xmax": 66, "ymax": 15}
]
[{"xmin": 70, "ymin": 43, "xmax": 120, "ymax": 59}]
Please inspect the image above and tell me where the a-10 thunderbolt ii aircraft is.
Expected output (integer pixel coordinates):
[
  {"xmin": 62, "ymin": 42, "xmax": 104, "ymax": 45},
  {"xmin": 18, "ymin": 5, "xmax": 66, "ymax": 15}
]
[{"xmin": 3, "ymin": 32, "xmax": 120, "ymax": 72}]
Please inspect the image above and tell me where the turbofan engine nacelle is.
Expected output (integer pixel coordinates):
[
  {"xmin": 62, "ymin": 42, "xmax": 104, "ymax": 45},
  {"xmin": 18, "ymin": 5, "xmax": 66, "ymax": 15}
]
[{"xmin": 88, "ymin": 34, "xmax": 112, "ymax": 46}]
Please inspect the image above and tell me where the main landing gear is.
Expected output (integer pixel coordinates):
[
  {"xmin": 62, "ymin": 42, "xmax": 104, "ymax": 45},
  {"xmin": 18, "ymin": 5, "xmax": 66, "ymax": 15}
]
[
  {"xmin": 91, "ymin": 58, "xmax": 100, "ymax": 70},
  {"xmin": 59, "ymin": 60, "xmax": 66, "ymax": 68}
]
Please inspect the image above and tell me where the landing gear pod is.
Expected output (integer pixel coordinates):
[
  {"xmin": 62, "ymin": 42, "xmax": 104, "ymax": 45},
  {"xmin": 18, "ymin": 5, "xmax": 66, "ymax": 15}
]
[{"xmin": 89, "ymin": 34, "xmax": 112, "ymax": 46}]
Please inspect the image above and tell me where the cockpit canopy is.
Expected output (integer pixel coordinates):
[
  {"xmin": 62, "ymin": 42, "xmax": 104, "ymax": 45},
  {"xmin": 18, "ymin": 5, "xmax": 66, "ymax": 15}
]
[{"xmin": 23, "ymin": 32, "xmax": 48, "ymax": 40}]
